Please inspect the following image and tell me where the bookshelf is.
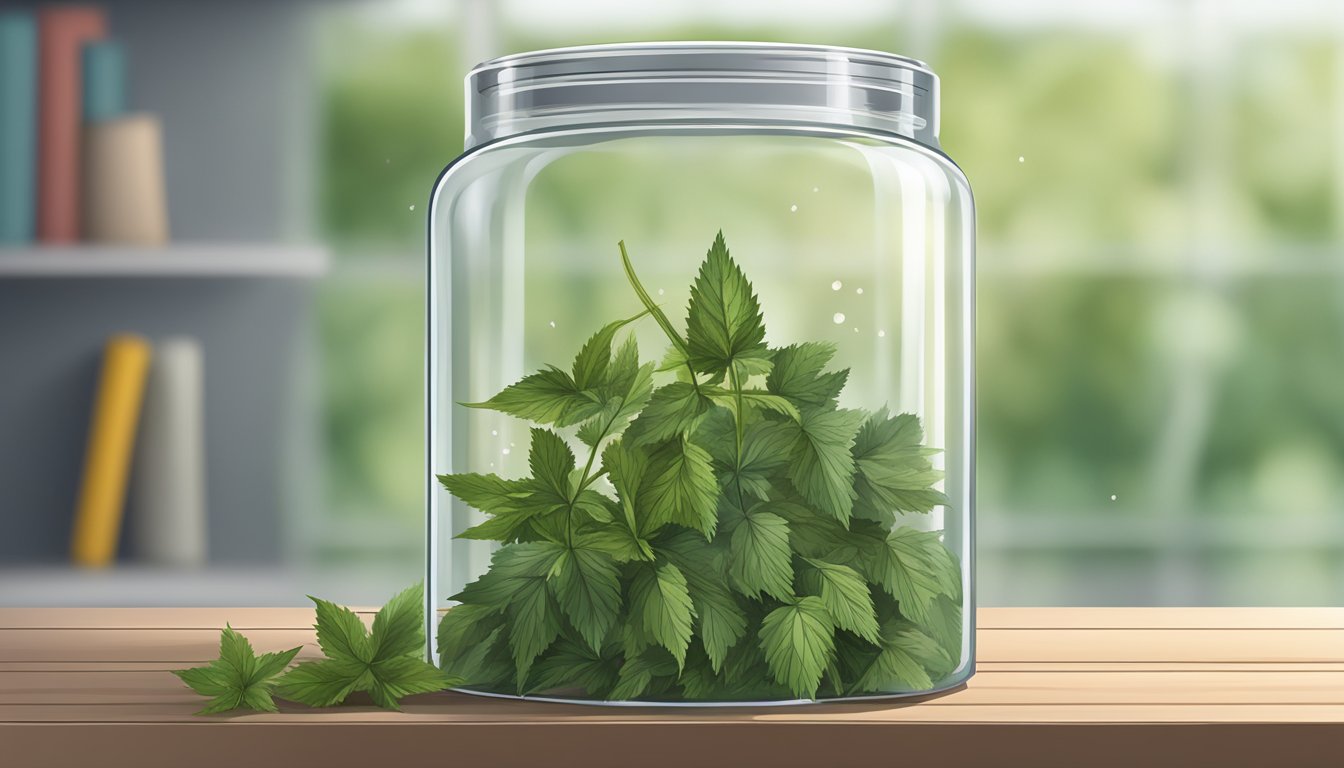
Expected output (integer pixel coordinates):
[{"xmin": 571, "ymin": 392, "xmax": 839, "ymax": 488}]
[{"xmin": 0, "ymin": 243, "xmax": 329, "ymax": 278}]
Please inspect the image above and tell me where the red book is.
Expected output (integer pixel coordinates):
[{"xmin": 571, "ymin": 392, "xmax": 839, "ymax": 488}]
[{"xmin": 38, "ymin": 6, "xmax": 106, "ymax": 243}]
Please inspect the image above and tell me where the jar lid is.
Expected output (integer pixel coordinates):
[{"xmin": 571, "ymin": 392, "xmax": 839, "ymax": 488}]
[{"xmin": 466, "ymin": 42, "xmax": 939, "ymax": 150}]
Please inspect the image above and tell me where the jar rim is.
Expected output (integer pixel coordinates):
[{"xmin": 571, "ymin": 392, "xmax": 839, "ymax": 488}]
[{"xmin": 465, "ymin": 41, "xmax": 940, "ymax": 150}]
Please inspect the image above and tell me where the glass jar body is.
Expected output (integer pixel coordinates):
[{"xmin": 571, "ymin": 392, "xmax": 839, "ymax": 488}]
[{"xmin": 429, "ymin": 123, "xmax": 974, "ymax": 705}]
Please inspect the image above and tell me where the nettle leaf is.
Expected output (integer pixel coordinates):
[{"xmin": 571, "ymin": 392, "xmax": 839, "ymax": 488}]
[
  {"xmin": 275, "ymin": 583, "xmax": 455, "ymax": 711},
  {"xmin": 526, "ymin": 637, "xmax": 620, "ymax": 696},
  {"xmin": 439, "ymin": 473, "xmax": 561, "ymax": 543},
  {"xmin": 454, "ymin": 541, "xmax": 567, "ymax": 607},
  {"xmin": 628, "ymin": 561, "xmax": 696, "ymax": 669},
  {"xmin": 788, "ymin": 407, "xmax": 865, "ymax": 524},
  {"xmin": 684, "ymin": 231, "xmax": 769, "ymax": 378},
  {"xmin": 506, "ymin": 576, "xmax": 563, "ymax": 688},
  {"xmin": 767, "ymin": 342, "xmax": 849, "ymax": 407},
  {"xmin": 726, "ymin": 505, "xmax": 794, "ymax": 601},
  {"xmin": 868, "ymin": 527, "xmax": 961, "ymax": 627},
  {"xmin": 464, "ymin": 365, "xmax": 601, "ymax": 428},
  {"xmin": 852, "ymin": 408, "xmax": 950, "ymax": 522},
  {"xmin": 657, "ymin": 531, "xmax": 747, "ymax": 673},
  {"xmin": 528, "ymin": 428, "xmax": 576, "ymax": 499},
  {"xmin": 624, "ymin": 381, "xmax": 713, "ymax": 446},
  {"xmin": 799, "ymin": 559, "xmax": 880, "ymax": 644},
  {"xmin": 853, "ymin": 620, "xmax": 948, "ymax": 693},
  {"xmin": 577, "ymin": 336, "xmax": 656, "ymax": 448},
  {"xmin": 549, "ymin": 544, "xmax": 622, "ymax": 651},
  {"xmin": 759, "ymin": 596, "xmax": 835, "ymax": 699},
  {"xmin": 608, "ymin": 647, "xmax": 678, "ymax": 701},
  {"xmin": 636, "ymin": 437, "xmax": 718, "ymax": 537},
  {"xmin": 173, "ymin": 626, "xmax": 301, "ymax": 715},
  {"xmin": 572, "ymin": 311, "xmax": 647, "ymax": 391}
]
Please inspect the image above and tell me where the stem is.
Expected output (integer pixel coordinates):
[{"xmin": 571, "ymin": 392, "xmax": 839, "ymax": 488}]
[
  {"xmin": 727, "ymin": 363, "xmax": 750, "ymax": 514},
  {"xmin": 564, "ymin": 402, "xmax": 625, "ymax": 545},
  {"xmin": 618, "ymin": 240, "xmax": 703, "ymax": 392}
]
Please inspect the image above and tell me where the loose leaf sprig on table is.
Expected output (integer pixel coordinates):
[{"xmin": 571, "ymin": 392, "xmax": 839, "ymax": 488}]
[
  {"xmin": 438, "ymin": 232, "xmax": 962, "ymax": 701},
  {"xmin": 174, "ymin": 583, "xmax": 456, "ymax": 714}
]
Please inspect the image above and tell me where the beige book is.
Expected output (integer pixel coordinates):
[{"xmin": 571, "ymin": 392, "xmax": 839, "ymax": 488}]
[{"xmin": 81, "ymin": 114, "xmax": 169, "ymax": 244}]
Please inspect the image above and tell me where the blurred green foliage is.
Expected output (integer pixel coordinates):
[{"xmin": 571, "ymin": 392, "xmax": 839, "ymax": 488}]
[{"xmin": 314, "ymin": 8, "xmax": 1344, "ymax": 604}]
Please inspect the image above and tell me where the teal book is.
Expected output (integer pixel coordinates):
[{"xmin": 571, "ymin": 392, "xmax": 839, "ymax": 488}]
[
  {"xmin": 0, "ymin": 12, "xmax": 37, "ymax": 243},
  {"xmin": 82, "ymin": 40, "xmax": 126, "ymax": 122}
]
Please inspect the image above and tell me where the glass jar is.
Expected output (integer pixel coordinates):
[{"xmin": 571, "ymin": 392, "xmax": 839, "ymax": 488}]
[{"xmin": 428, "ymin": 42, "xmax": 974, "ymax": 705}]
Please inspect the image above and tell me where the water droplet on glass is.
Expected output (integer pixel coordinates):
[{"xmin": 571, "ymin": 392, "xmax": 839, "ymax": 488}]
[
  {"xmin": 831, "ymin": 280, "xmax": 842, "ymax": 291},
  {"xmin": 856, "ymin": 287, "xmax": 864, "ymax": 295},
  {"xmin": 657, "ymin": 288, "xmax": 665, "ymax": 296},
  {"xmin": 790, "ymin": 204, "xmax": 798, "ymax": 213},
  {"xmin": 408, "ymin": 204, "xmax": 416, "ymax": 211},
  {"xmin": 1110, "ymin": 494, "xmax": 1117, "ymax": 501},
  {"xmin": 833, "ymin": 313, "xmax": 846, "ymax": 324},
  {"xmin": 853, "ymin": 327, "xmax": 859, "ymax": 333},
  {"xmin": 491, "ymin": 429, "xmax": 498, "ymax": 436},
  {"xmin": 878, "ymin": 330, "xmax": 886, "ymax": 338},
  {"xmin": 1018, "ymin": 155, "xmax": 1025, "ymax": 163},
  {"xmin": 510, "ymin": 442, "xmax": 516, "ymax": 448},
  {"xmin": 812, "ymin": 186, "xmax": 819, "ymax": 193},
  {"xmin": 548, "ymin": 320, "xmax": 556, "ymax": 328},
  {"xmin": 502, "ymin": 448, "xmax": 511, "ymax": 456},
  {"xmin": 489, "ymin": 462, "xmax": 494, "ymax": 468}
]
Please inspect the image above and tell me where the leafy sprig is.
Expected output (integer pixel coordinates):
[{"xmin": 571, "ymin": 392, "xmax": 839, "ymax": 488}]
[
  {"xmin": 174, "ymin": 583, "xmax": 455, "ymax": 714},
  {"xmin": 437, "ymin": 232, "xmax": 961, "ymax": 701}
]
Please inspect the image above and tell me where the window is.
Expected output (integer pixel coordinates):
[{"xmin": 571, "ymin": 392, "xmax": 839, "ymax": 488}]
[{"xmin": 312, "ymin": 0, "xmax": 1344, "ymax": 605}]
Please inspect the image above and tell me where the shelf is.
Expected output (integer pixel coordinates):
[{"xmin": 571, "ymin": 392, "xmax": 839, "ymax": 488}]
[
  {"xmin": 0, "ymin": 564, "xmax": 412, "ymax": 607},
  {"xmin": 4, "ymin": 607, "xmax": 1343, "ymax": 766},
  {"xmin": 0, "ymin": 243, "xmax": 329, "ymax": 278}
]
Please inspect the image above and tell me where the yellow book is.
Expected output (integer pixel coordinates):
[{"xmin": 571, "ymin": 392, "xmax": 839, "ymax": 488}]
[{"xmin": 70, "ymin": 334, "xmax": 151, "ymax": 568}]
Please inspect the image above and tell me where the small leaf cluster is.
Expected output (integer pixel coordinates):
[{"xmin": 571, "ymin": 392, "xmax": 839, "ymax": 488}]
[
  {"xmin": 175, "ymin": 583, "xmax": 456, "ymax": 714},
  {"xmin": 437, "ymin": 232, "xmax": 962, "ymax": 701}
]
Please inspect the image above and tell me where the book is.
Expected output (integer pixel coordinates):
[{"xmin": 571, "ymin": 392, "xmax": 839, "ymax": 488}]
[
  {"xmin": 0, "ymin": 12, "xmax": 37, "ymax": 244},
  {"xmin": 130, "ymin": 337, "xmax": 207, "ymax": 567},
  {"xmin": 82, "ymin": 115, "xmax": 169, "ymax": 244},
  {"xmin": 81, "ymin": 39, "xmax": 124, "ymax": 122},
  {"xmin": 71, "ymin": 334, "xmax": 152, "ymax": 569},
  {"xmin": 37, "ymin": 6, "xmax": 106, "ymax": 243}
]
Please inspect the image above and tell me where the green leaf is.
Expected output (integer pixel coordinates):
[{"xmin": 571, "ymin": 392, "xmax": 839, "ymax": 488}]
[
  {"xmin": 758, "ymin": 596, "xmax": 835, "ymax": 699},
  {"xmin": 684, "ymin": 231, "xmax": 768, "ymax": 378},
  {"xmin": 436, "ymin": 473, "xmax": 533, "ymax": 514},
  {"xmin": 274, "ymin": 658, "xmax": 368, "ymax": 708},
  {"xmin": 867, "ymin": 527, "xmax": 961, "ymax": 627},
  {"xmin": 852, "ymin": 408, "xmax": 949, "ymax": 521},
  {"xmin": 702, "ymin": 387, "xmax": 801, "ymax": 422},
  {"xmin": 727, "ymin": 507, "xmax": 794, "ymax": 601},
  {"xmin": 656, "ymin": 531, "xmax": 746, "ymax": 673},
  {"xmin": 800, "ymin": 559, "xmax": 880, "ymax": 644},
  {"xmin": 788, "ymin": 406, "xmax": 865, "ymax": 524},
  {"xmin": 628, "ymin": 561, "xmax": 696, "ymax": 669},
  {"xmin": 173, "ymin": 625, "xmax": 301, "ymax": 715},
  {"xmin": 506, "ymin": 577, "xmax": 562, "ymax": 688},
  {"xmin": 767, "ymin": 342, "xmax": 848, "ymax": 407},
  {"xmin": 572, "ymin": 310, "xmax": 647, "ymax": 391},
  {"xmin": 367, "ymin": 655, "xmax": 452, "ymax": 710},
  {"xmin": 637, "ymin": 437, "xmax": 718, "ymax": 537},
  {"xmin": 624, "ymin": 382, "xmax": 713, "ymax": 446},
  {"xmin": 436, "ymin": 603, "xmax": 505, "ymax": 677},
  {"xmin": 454, "ymin": 541, "xmax": 567, "ymax": 607},
  {"xmin": 276, "ymin": 583, "xmax": 456, "ymax": 710},
  {"xmin": 463, "ymin": 365, "xmax": 601, "ymax": 427},
  {"xmin": 577, "ymin": 336, "xmax": 656, "ymax": 448},
  {"xmin": 528, "ymin": 428, "xmax": 576, "ymax": 499},
  {"xmin": 370, "ymin": 581, "xmax": 426, "ymax": 659},
  {"xmin": 852, "ymin": 621, "xmax": 948, "ymax": 693},
  {"xmin": 549, "ymin": 544, "xmax": 622, "ymax": 651},
  {"xmin": 608, "ymin": 647, "xmax": 678, "ymax": 701},
  {"xmin": 526, "ymin": 638, "xmax": 620, "ymax": 696}
]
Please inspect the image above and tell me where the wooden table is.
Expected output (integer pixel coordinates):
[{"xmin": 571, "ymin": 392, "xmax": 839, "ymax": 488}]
[{"xmin": 4, "ymin": 607, "xmax": 1344, "ymax": 767}]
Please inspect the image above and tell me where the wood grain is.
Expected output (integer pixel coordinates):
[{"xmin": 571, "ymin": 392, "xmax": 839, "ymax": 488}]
[{"xmin": 4, "ymin": 607, "xmax": 1344, "ymax": 768}]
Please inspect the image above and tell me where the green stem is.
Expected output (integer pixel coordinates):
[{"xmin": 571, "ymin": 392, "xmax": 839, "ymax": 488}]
[
  {"xmin": 564, "ymin": 402, "xmax": 625, "ymax": 546},
  {"xmin": 618, "ymin": 241, "xmax": 702, "ymax": 392}
]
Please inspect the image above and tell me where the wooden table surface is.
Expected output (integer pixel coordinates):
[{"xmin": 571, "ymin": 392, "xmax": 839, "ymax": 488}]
[{"xmin": 5, "ymin": 607, "xmax": 1344, "ymax": 767}]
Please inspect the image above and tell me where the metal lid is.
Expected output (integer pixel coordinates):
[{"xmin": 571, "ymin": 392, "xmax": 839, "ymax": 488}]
[{"xmin": 465, "ymin": 42, "xmax": 939, "ymax": 150}]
